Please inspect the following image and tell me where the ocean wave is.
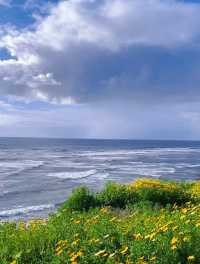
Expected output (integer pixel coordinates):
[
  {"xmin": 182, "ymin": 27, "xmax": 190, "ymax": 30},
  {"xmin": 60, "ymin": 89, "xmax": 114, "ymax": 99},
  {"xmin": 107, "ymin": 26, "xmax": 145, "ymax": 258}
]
[
  {"xmin": 175, "ymin": 163, "xmax": 200, "ymax": 169},
  {"xmin": 0, "ymin": 160, "xmax": 44, "ymax": 177},
  {"xmin": 90, "ymin": 172, "xmax": 109, "ymax": 179},
  {"xmin": 0, "ymin": 204, "xmax": 55, "ymax": 217},
  {"xmin": 81, "ymin": 148, "xmax": 200, "ymax": 158},
  {"xmin": 47, "ymin": 169, "xmax": 97, "ymax": 179},
  {"xmin": 118, "ymin": 166, "xmax": 175, "ymax": 177}
]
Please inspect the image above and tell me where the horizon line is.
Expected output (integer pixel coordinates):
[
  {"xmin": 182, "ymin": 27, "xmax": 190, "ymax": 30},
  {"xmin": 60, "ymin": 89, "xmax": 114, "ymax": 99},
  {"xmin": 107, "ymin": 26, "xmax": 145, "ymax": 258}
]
[{"xmin": 0, "ymin": 136, "xmax": 200, "ymax": 142}]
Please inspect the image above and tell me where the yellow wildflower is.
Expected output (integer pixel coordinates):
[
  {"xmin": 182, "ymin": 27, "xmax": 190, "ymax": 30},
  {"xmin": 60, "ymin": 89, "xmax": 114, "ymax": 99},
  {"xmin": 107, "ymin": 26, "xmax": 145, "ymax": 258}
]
[
  {"xmin": 121, "ymin": 246, "xmax": 128, "ymax": 255},
  {"xmin": 109, "ymin": 252, "xmax": 116, "ymax": 258},
  {"xmin": 110, "ymin": 217, "xmax": 117, "ymax": 222},
  {"xmin": 70, "ymin": 251, "xmax": 83, "ymax": 262},
  {"xmin": 134, "ymin": 233, "xmax": 143, "ymax": 240},
  {"xmin": 10, "ymin": 261, "xmax": 16, "ymax": 264},
  {"xmin": 171, "ymin": 237, "xmax": 178, "ymax": 245},
  {"xmin": 72, "ymin": 239, "xmax": 79, "ymax": 246},
  {"xmin": 171, "ymin": 245, "xmax": 177, "ymax": 250},
  {"xmin": 181, "ymin": 208, "xmax": 188, "ymax": 214},
  {"xmin": 183, "ymin": 236, "xmax": 190, "ymax": 242},
  {"xmin": 136, "ymin": 256, "xmax": 148, "ymax": 264},
  {"xmin": 94, "ymin": 249, "xmax": 106, "ymax": 256},
  {"xmin": 187, "ymin": 256, "xmax": 195, "ymax": 261},
  {"xmin": 56, "ymin": 249, "xmax": 63, "ymax": 256},
  {"xmin": 100, "ymin": 207, "xmax": 109, "ymax": 213},
  {"xmin": 180, "ymin": 215, "xmax": 186, "ymax": 220}
]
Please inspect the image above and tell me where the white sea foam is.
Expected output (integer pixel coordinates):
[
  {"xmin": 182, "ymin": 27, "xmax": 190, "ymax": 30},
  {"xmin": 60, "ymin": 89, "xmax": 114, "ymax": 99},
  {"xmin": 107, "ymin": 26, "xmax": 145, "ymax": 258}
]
[
  {"xmin": 0, "ymin": 204, "xmax": 55, "ymax": 217},
  {"xmin": 117, "ymin": 165, "xmax": 175, "ymax": 177},
  {"xmin": 47, "ymin": 169, "xmax": 97, "ymax": 179},
  {"xmin": 0, "ymin": 160, "xmax": 44, "ymax": 176},
  {"xmin": 0, "ymin": 160, "xmax": 44, "ymax": 169},
  {"xmin": 81, "ymin": 148, "xmax": 200, "ymax": 158},
  {"xmin": 91, "ymin": 172, "xmax": 109, "ymax": 179},
  {"xmin": 175, "ymin": 163, "xmax": 200, "ymax": 169}
]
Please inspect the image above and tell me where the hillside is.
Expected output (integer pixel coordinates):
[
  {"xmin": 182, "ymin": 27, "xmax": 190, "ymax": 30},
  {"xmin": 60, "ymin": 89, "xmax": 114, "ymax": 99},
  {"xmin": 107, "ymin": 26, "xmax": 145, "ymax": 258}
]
[{"xmin": 1, "ymin": 178, "xmax": 200, "ymax": 264}]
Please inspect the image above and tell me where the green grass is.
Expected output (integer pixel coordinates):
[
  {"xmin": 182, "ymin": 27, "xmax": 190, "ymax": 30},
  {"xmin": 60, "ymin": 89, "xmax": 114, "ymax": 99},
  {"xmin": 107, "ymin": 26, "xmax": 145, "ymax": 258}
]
[{"xmin": 0, "ymin": 178, "xmax": 200, "ymax": 264}]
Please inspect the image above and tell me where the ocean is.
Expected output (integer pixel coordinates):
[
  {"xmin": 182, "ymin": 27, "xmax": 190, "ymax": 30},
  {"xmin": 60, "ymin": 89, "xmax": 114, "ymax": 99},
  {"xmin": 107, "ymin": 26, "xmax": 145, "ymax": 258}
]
[{"xmin": 0, "ymin": 137, "xmax": 200, "ymax": 220}]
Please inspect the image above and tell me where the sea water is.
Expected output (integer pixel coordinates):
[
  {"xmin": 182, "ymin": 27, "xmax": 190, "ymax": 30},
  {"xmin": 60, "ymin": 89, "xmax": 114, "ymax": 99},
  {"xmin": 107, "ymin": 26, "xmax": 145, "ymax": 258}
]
[{"xmin": 0, "ymin": 137, "xmax": 200, "ymax": 220}]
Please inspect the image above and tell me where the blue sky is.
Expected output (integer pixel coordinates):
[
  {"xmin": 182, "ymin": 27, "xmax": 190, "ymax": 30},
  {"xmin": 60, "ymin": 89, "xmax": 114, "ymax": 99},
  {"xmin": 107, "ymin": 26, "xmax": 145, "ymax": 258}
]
[{"xmin": 1, "ymin": 0, "xmax": 200, "ymax": 139}]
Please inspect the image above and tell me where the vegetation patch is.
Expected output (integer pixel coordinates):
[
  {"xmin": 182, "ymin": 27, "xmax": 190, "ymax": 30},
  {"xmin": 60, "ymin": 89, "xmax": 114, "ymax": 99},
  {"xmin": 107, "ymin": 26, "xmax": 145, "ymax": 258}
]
[{"xmin": 0, "ymin": 178, "xmax": 200, "ymax": 264}]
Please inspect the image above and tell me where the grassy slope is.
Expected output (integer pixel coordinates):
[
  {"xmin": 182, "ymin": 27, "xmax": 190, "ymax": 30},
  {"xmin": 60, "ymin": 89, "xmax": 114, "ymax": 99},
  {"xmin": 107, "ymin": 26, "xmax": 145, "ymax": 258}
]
[{"xmin": 1, "ymin": 178, "xmax": 200, "ymax": 264}]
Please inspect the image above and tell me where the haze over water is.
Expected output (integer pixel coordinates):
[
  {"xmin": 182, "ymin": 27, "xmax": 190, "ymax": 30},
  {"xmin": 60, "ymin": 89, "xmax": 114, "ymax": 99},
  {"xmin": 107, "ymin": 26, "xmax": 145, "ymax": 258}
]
[{"xmin": 0, "ymin": 137, "xmax": 200, "ymax": 220}]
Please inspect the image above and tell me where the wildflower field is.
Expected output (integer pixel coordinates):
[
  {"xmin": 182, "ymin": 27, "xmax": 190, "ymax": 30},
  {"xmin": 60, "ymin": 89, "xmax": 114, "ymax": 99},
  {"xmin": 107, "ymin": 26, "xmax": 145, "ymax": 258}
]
[{"xmin": 1, "ymin": 178, "xmax": 200, "ymax": 264}]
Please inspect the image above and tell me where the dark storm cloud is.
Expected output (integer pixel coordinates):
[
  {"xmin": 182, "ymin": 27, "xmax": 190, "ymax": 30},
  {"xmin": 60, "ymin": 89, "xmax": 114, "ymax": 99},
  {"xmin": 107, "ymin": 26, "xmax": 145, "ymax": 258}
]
[
  {"xmin": 1, "ymin": 0, "xmax": 200, "ymax": 104},
  {"xmin": 1, "ymin": 0, "xmax": 200, "ymax": 139}
]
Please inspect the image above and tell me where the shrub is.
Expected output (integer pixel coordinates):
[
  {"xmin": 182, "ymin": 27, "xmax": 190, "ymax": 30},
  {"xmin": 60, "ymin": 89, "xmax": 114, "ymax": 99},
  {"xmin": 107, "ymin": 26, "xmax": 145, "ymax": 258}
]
[
  {"xmin": 131, "ymin": 178, "xmax": 191, "ymax": 206},
  {"xmin": 189, "ymin": 181, "xmax": 200, "ymax": 201},
  {"xmin": 63, "ymin": 186, "xmax": 97, "ymax": 211},
  {"xmin": 97, "ymin": 182, "xmax": 138, "ymax": 208}
]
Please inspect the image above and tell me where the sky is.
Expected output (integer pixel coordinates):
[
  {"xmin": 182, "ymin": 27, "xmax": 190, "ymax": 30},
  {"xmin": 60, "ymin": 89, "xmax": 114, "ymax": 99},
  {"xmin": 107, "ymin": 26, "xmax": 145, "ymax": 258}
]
[{"xmin": 0, "ymin": 0, "xmax": 200, "ymax": 139}]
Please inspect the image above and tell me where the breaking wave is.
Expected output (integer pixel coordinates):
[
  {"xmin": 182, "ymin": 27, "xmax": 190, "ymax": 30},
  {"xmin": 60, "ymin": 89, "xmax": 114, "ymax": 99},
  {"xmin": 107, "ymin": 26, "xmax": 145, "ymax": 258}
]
[
  {"xmin": 47, "ymin": 169, "xmax": 97, "ymax": 179},
  {"xmin": 0, "ymin": 204, "xmax": 55, "ymax": 218}
]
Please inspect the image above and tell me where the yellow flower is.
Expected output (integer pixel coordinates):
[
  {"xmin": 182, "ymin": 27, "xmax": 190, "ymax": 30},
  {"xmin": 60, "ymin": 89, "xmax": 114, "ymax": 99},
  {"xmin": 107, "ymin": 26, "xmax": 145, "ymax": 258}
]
[
  {"xmin": 136, "ymin": 257, "xmax": 148, "ymax": 264},
  {"xmin": 181, "ymin": 208, "xmax": 188, "ymax": 214},
  {"xmin": 94, "ymin": 249, "xmax": 106, "ymax": 257},
  {"xmin": 110, "ymin": 217, "xmax": 117, "ymax": 222},
  {"xmin": 121, "ymin": 246, "xmax": 128, "ymax": 255},
  {"xmin": 162, "ymin": 226, "xmax": 169, "ymax": 232},
  {"xmin": 180, "ymin": 215, "xmax": 186, "ymax": 220},
  {"xmin": 100, "ymin": 207, "xmax": 109, "ymax": 213},
  {"xmin": 72, "ymin": 239, "xmax": 79, "ymax": 246},
  {"xmin": 109, "ymin": 252, "xmax": 116, "ymax": 258},
  {"xmin": 171, "ymin": 237, "xmax": 178, "ymax": 245},
  {"xmin": 172, "ymin": 226, "xmax": 178, "ymax": 231},
  {"xmin": 10, "ymin": 261, "xmax": 16, "ymax": 264},
  {"xmin": 150, "ymin": 256, "xmax": 157, "ymax": 261},
  {"xmin": 171, "ymin": 245, "xmax": 177, "ymax": 250},
  {"xmin": 55, "ymin": 246, "xmax": 62, "ymax": 252},
  {"xmin": 183, "ymin": 236, "xmax": 190, "ymax": 242},
  {"xmin": 134, "ymin": 233, "xmax": 143, "ymax": 240},
  {"xmin": 70, "ymin": 251, "xmax": 83, "ymax": 262},
  {"xmin": 187, "ymin": 256, "xmax": 195, "ymax": 261},
  {"xmin": 56, "ymin": 249, "xmax": 63, "ymax": 256}
]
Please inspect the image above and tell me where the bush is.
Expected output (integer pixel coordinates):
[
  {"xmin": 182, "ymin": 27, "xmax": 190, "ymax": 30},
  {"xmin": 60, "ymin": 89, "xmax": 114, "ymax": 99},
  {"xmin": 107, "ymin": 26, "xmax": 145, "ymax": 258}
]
[
  {"xmin": 63, "ymin": 179, "xmax": 192, "ymax": 212},
  {"xmin": 1, "ymin": 179, "xmax": 200, "ymax": 264},
  {"xmin": 63, "ymin": 186, "xmax": 97, "ymax": 211},
  {"xmin": 132, "ymin": 178, "xmax": 191, "ymax": 206},
  {"xmin": 97, "ymin": 182, "xmax": 138, "ymax": 208},
  {"xmin": 189, "ymin": 181, "xmax": 200, "ymax": 201}
]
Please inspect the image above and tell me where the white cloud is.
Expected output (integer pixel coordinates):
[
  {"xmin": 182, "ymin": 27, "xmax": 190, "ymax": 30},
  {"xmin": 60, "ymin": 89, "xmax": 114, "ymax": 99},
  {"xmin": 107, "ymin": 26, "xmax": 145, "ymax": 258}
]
[
  {"xmin": 0, "ymin": 0, "xmax": 11, "ymax": 7},
  {"xmin": 0, "ymin": 0, "xmax": 200, "ymax": 103}
]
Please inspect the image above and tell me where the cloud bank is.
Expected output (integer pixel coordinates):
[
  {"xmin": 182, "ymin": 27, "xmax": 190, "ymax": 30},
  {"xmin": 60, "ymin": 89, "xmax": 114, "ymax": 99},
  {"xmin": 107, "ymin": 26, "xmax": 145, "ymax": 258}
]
[
  {"xmin": 1, "ymin": 0, "xmax": 200, "ymax": 103},
  {"xmin": 0, "ymin": 0, "xmax": 200, "ymax": 139}
]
